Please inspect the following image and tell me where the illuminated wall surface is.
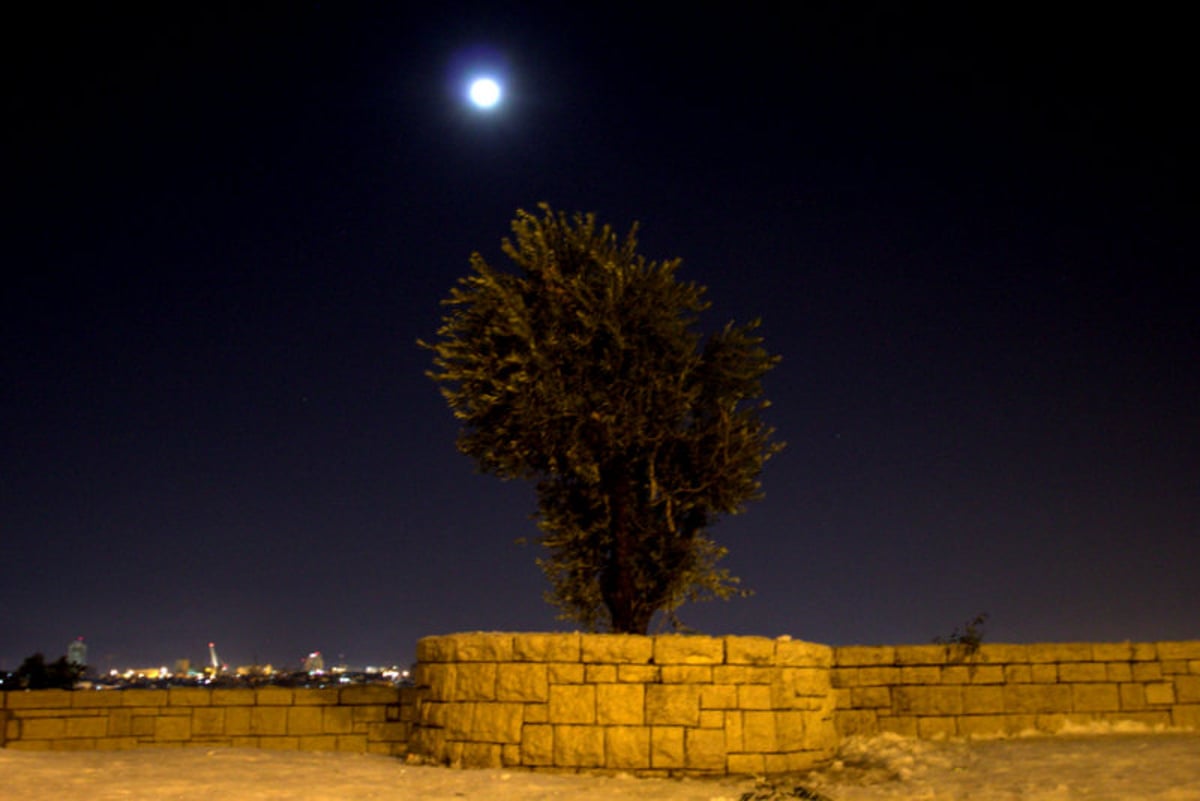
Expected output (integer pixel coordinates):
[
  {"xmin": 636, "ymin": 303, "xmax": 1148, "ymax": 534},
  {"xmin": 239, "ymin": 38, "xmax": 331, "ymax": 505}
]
[{"xmin": 3, "ymin": 635, "xmax": 1198, "ymax": 777}]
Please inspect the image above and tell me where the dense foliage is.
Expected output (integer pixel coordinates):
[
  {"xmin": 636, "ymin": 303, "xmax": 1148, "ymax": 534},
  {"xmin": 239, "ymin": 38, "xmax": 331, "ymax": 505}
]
[{"xmin": 424, "ymin": 205, "xmax": 782, "ymax": 634}]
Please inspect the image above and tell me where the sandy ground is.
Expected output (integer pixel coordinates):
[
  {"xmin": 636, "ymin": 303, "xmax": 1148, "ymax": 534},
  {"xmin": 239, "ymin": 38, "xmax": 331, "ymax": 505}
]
[{"xmin": 1, "ymin": 731, "xmax": 1198, "ymax": 800}]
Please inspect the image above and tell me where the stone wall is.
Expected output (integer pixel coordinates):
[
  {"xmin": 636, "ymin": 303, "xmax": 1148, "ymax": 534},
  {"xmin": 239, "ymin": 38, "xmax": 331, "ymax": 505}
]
[
  {"xmin": 0, "ymin": 685, "xmax": 415, "ymax": 754},
  {"xmin": 4, "ymin": 637, "xmax": 1198, "ymax": 775},
  {"xmin": 408, "ymin": 632, "xmax": 838, "ymax": 776},
  {"xmin": 832, "ymin": 641, "xmax": 1200, "ymax": 739}
]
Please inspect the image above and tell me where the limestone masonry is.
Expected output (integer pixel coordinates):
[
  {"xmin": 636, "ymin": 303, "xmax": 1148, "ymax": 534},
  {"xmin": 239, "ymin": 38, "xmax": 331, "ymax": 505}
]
[{"xmin": 3, "ymin": 635, "xmax": 1197, "ymax": 777}]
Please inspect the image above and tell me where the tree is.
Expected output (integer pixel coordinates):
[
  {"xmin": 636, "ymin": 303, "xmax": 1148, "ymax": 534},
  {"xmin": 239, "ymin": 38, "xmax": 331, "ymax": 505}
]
[
  {"xmin": 12, "ymin": 652, "xmax": 84, "ymax": 689},
  {"xmin": 423, "ymin": 205, "xmax": 782, "ymax": 634}
]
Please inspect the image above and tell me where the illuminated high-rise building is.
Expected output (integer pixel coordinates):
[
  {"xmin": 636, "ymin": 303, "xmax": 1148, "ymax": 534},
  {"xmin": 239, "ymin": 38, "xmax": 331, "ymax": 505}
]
[{"xmin": 67, "ymin": 636, "xmax": 87, "ymax": 667}]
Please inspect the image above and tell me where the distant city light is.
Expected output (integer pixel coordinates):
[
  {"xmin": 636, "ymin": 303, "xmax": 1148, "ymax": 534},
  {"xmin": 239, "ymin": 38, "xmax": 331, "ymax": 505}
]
[{"xmin": 468, "ymin": 77, "xmax": 502, "ymax": 109}]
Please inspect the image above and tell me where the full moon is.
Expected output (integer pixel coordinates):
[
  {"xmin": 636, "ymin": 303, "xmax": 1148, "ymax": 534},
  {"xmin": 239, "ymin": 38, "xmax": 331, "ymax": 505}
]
[{"xmin": 468, "ymin": 77, "xmax": 502, "ymax": 109}]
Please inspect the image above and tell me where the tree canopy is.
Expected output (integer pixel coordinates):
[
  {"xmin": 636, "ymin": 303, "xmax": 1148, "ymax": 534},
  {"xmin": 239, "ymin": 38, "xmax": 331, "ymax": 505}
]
[{"xmin": 423, "ymin": 204, "xmax": 782, "ymax": 634}]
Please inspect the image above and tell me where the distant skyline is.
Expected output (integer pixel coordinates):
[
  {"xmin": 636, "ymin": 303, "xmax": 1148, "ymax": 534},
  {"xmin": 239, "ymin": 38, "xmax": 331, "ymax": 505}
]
[{"xmin": 4, "ymin": 4, "xmax": 1195, "ymax": 670}]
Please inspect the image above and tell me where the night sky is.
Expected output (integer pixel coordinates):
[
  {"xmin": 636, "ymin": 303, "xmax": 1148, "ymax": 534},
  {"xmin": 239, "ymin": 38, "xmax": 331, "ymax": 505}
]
[{"xmin": 4, "ymin": 4, "xmax": 1196, "ymax": 673}]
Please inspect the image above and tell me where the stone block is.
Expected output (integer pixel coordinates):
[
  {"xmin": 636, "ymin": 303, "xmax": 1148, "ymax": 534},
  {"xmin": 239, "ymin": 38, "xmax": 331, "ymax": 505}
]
[
  {"xmin": 647, "ymin": 684, "xmax": 701, "ymax": 725},
  {"xmin": 420, "ymin": 664, "xmax": 456, "ymax": 698},
  {"xmin": 1058, "ymin": 662, "xmax": 1107, "ymax": 682},
  {"xmin": 513, "ymin": 633, "xmax": 581, "ymax": 662},
  {"xmin": 441, "ymin": 703, "xmax": 476, "ymax": 740},
  {"xmin": 714, "ymin": 665, "xmax": 774, "ymax": 685},
  {"xmin": 460, "ymin": 742, "xmax": 502, "ymax": 769},
  {"xmin": 617, "ymin": 664, "xmax": 659, "ymax": 683},
  {"xmin": 496, "ymin": 663, "xmax": 548, "ymax": 702},
  {"xmin": 1157, "ymin": 641, "xmax": 1200, "ymax": 660},
  {"xmin": 940, "ymin": 666, "xmax": 969, "ymax": 684},
  {"xmin": 725, "ymin": 636, "xmax": 775, "ymax": 665},
  {"xmin": 606, "ymin": 725, "xmax": 650, "ymax": 769},
  {"xmin": 212, "ymin": 689, "xmax": 256, "ymax": 707},
  {"xmin": 167, "ymin": 688, "xmax": 210, "ymax": 706},
  {"xmin": 654, "ymin": 635, "xmax": 724, "ymax": 665},
  {"xmin": 834, "ymin": 709, "xmax": 877, "ymax": 737},
  {"xmin": 1004, "ymin": 684, "xmax": 1072, "ymax": 714},
  {"xmin": 900, "ymin": 666, "xmax": 941, "ymax": 684},
  {"xmin": 472, "ymin": 703, "xmax": 523, "ymax": 743},
  {"xmin": 850, "ymin": 686, "xmax": 891, "ymax": 708},
  {"xmin": 775, "ymin": 640, "xmax": 833, "ymax": 668},
  {"xmin": 829, "ymin": 667, "xmax": 857, "ymax": 688},
  {"xmin": 661, "ymin": 665, "xmax": 712, "ymax": 684},
  {"xmin": 353, "ymin": 705, "xmax": 386, "ymax": 725},
  {"xmin": 727, "ymin": 753, "xmax": 765, "ymax": 775},
  {"xmin": 1031, "ymin": 664, "xmax": 1058, "ymax": 683},
  {"xmin": 724, "ymin": 710, "xmax": 744, "ymax": 750},
  {"xmin": 580, "ymin": 634, "xmax": 653, "ymax": 663},
  {"xmin": 6, "ymin": 691, "xmax": 71, "ymax": 709},
  {"xmin": 224, "ymin": 706, "xmax": 252, "ymax": 736},
  {"xmin": 453, "ymin": 663, "xmax": 497, "ymax": 701},
  {"xmin": 250, "ymin": 707, "xmax": 288, "ymax": 736},
  {"xmin": 548, "ymin": 663, "xmax": 585, "ymax": 684},
  {"xmin": 895, "ymin": 645, "xmax": 948, "ymax": 665},
  {"xmin": 339, "ymin": 685, "xmax": 399, "ymax": 705},
  {"xmin": 857, "ymin": 667, "xmax": 900, "ymax": 686},
  {"xmin": 877, "ymin": 716, "xmax": 917, "ymax": 737},
  {"xmin": 191, "ymin": 707, "xmax": 226, "ymax": 736},
  {"xmin": 701, "ymin": 684, "xmax": 738, "ymax": 709},
  {"xmin": 957, "ymin": 715, "xmax": 1009, "ymax": 737},
  {"xmin": 523, "ymin": 703, "xmax": 548, "ymax": 723},
  {"xmin": 1072, "ymin": 683, "xmax": 1120, "ymax": 712},
  {"xmin": 741, "ymin": 710, "xmax": 777, "ymax": 751},
  {"xmin": 1106, "ymin": 663, "xmax": 1133, "ymax": 683},
  {"xmin": 1028, "ymin": 643, "xmax": 1093, "ymax": 663},
  {"xmin": 70, "ymin": 692, "xmax": 124, "ymax": 708},
  {"xmin": 685, "ymin": 727, "xmax": 726, "ymax": 771},
  {"xmin": 154, "ymin": 715, "xmax": 191, "ymax": 741},
  {"xmin": 64, "ymin": 716, "xmax": 108, "ymax": 739},
  {"xmin": 892, "ymin": 686, "xmax": 962, "ymax": 716},
  {"xmin": 131, "ymin": 714, "xmax": 156, "ymax": 737},
  {"xmin": 452, "ymin": 632, "xmax": 514, "ymax": 662},
  {"xmin": 650, "ymin": 726, "xmax": 684, "ymax": 768},
  {"xmin": 780, "ymin": 667, "xmax": 829, "ymax": 696},
  {"xmin": 553, "ymin": 724, "xmax": 604, "ymax": 767},
  {"xmin": 1173, "ymin": 704, "xmax": 1200, "ymax": 730},
  {"xmin": 287, "ymin": 706, "xmax": 324, "ymax": 736},
  {"xmin": 596, "ymin": 683, "xmax": 644, "ymax": 725},
  {"xmin": 1004, "ymin": 665, "xmax": 1032, "ymax": 683},
  {"xmin": 774, "ymin": 710, "xmax": 808, "ymax": 751},
  {"xmin": 298, "ymin": 735, "xmax": 338, "ymax": 752},
  {"xmin": 585, "ymin": 664, "xmax": 617, "ymax": 683},
  {"xmin": 963, "ymin": 685, "xmax": 1005, "ymax": 714},
  {"xmin": 1176, "ymin": 676, "xmax": 1200, "ymax": 703},
  {"xmin": 700, "ymin": 710, "xmax": 724, "ymax": 728},
  {"xmin": 416, "ymin": 636, "xmax": 453, "ymax": 663},
  {"xmin": 501, "ymin": 744, "xmax": 521, "ymax": 767},
  {"xmin": 917, "ymin": 716, "xmax": 958, "ymax": 739},
  {"xmin": 737, "ymin": 684, "xmax": 772, "ymax": 711},
  {"xmin": 549, "ymin": 684, "xmax": 595, "ymax": 724},
  {"xmin": 521, "ymin": 724, "xmax": 554, "ymax": 765},
  {"xmin": 21, "ymin": 718, "xmax": 66, "ymax": 739},
  {"xmin": 293, "ymin": 688, "xmax": 339, "ymax": 706},
  {"xmin": 1119, "ymin": 683, "xmax": 1147, "ymax": 711},
  {"xmin": 967, "ymin": 665, "xmax": 1005, "ymax": 684},
  {"xmin": 256, "ymin": 687, "xmax": 293, "ymax": 706},
  {"xmin": 1145, "ymin": 683, "xmax": 1176, "ymax": 705},
  {"xmin": 834, "ymin": 646, "xmax": 895, "ymax": 666},
  {"xmin": 122, "ymin": 690, "xmax": 167, "ymax": 707},
  {"xmin": 1132, "ymin": 662, "xmax": 1163, "ymax": 681},
  {"xmin": 1092, "ymin": 642, "xmax": 1137, "ymax": 661}
]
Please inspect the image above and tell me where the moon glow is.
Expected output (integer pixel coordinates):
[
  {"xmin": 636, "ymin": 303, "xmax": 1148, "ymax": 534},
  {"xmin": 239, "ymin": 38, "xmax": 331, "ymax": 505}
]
[{"xmin": 468, "ymin": 77, "xmax": 502, "ymax": 109}]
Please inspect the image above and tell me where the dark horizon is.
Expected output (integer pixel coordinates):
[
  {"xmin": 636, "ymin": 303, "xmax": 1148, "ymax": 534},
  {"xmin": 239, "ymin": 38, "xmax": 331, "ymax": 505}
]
[{"xmin": 4, "ymin": 4, "xmax": 1196, "ymax": 671}]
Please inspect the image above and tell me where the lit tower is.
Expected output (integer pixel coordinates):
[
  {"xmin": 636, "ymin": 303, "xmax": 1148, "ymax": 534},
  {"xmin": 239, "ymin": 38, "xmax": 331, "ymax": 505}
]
[
  {"xmin": 67, "ymin": 636, "xmax": 88, "ymax": 668},
  {"xmin": 208, "ymin": 642, "xmax": 223, "ymax": 675}
]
